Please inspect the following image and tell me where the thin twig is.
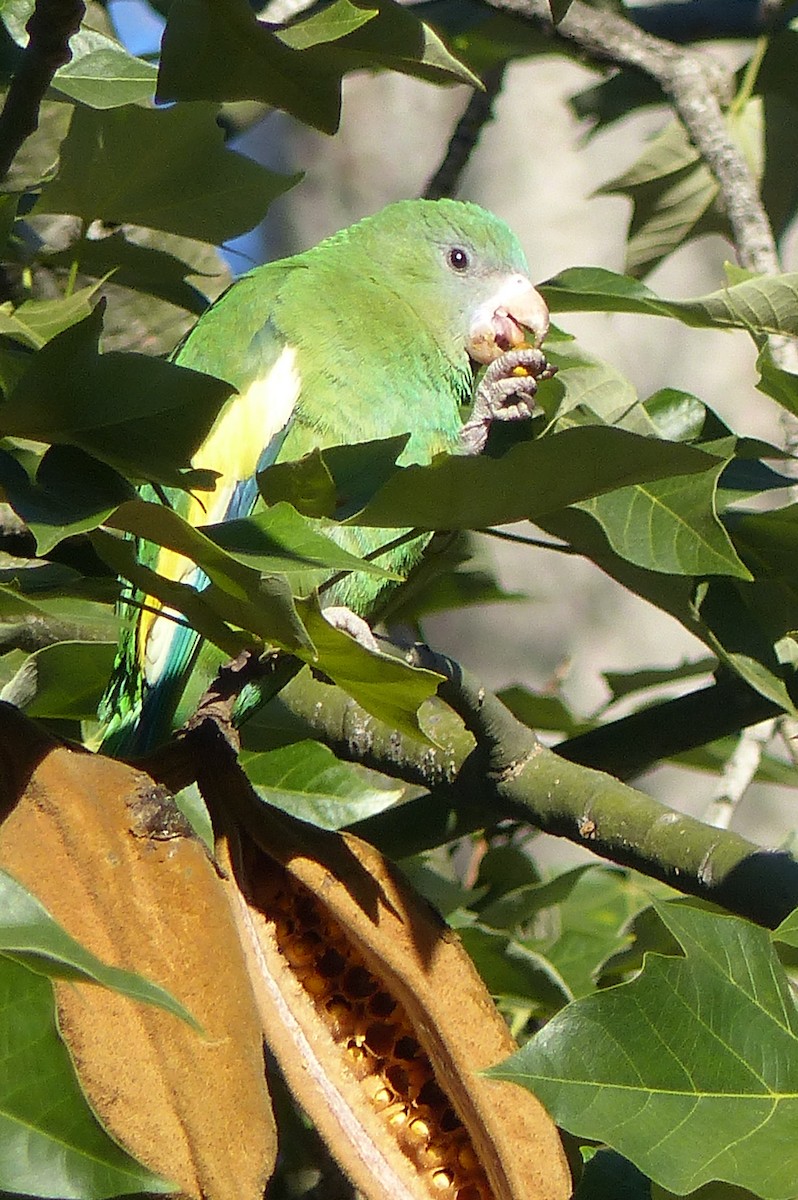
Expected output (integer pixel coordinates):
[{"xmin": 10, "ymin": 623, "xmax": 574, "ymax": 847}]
[
  {"xmin": 424, "ymin": 65, "xmax": 508, "ymax": 201},
  {"xmin": 0, "ymin": 0, "xmax": 85, "ymax": 184},
  {"xmin": 703, "ymin": 719, "xmax": 777, "ymax": 830}
]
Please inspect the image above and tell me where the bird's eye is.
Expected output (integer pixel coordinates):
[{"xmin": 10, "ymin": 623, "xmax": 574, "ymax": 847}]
[{"xmin": 447, "ymin": 247, "xmax": 470, "ymax": 271}]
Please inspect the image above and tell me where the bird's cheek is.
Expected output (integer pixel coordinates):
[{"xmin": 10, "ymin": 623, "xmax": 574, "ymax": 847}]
[{"xmin": 467, "ymin": 279, "xmax": 549, "ymax": 365}]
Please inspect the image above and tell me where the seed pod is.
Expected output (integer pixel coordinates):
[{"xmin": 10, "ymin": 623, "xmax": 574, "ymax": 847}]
[
  {"xmin": 0, "ymin": 704, "xmax": 275, "ymax": 1200},
  {"xmin": 216, "ymin": 802, "xmax": 571, "ymax": 1200}
]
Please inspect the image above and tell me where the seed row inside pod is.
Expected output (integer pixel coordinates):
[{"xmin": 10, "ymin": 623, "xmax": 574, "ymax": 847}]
[{"xmin": 251, "ymin": 864, "xmax": 493, "ymax": 1200}]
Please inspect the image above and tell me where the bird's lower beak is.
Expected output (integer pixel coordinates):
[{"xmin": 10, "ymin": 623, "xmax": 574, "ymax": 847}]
[{"xmin": 467, "ymin": 275, "xmax": 550, "ymax": 365}]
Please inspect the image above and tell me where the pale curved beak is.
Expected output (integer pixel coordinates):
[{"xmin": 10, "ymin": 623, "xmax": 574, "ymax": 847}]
[{"xmin": 467, "ymin": 274, "xmax": 550, "ymax": 365}]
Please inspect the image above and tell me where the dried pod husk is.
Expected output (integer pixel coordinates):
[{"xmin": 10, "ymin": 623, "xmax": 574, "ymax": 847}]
[
  {"xmin": 216, "ymin": 802, "xmax": 572, "ymax": 1200},
  {"xmin": 0, "ymin": 704, "xmax": 276, "ymax": 1200}
]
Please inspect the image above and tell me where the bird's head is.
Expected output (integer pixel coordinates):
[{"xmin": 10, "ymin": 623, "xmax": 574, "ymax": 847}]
[{"xmin": 347, "ymin": 198, "xmax": 549, "ymax": 368}]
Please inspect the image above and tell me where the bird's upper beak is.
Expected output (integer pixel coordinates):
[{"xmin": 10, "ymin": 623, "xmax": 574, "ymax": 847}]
[{"xmin": 467, "ymin": 274, "xmax": 550, "ymax": 365}]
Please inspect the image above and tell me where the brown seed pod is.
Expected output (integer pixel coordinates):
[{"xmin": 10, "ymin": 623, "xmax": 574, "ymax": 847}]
[
  {"xmin": 216, "ymin": 800, "xmax": 572, "ymax": 1200},
  {"xmin": 0, "ymin": 705, "xmax": 275, "ymax": 1200}
]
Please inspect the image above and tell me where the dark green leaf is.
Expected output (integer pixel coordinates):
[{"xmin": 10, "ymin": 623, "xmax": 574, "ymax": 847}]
[
  {"xmin": 597, "ymin": 120, "xmax": 722, "ymax": 278},
  {"xmin": 601, "ymin": 659, "xmax": 716, "ymax": 704},
  {"xmin": 91, "ymin": 526, "xmax": 257, "ymax": 661},
  {"xmin": 755, "ymin": 343, "xmax": 798, "ymax": 417},
  {"xmin": 0, "ymin": 282, "xmax": 104, "ymax": 350},
  {"xmin": 0, "ymin": 444, "xmax": 134, "ymax": 554},
  {"xmin": 209, "ymin": 503, "xmax": 400, "ymax": 582},
  {"xmin": 457, "ymin": 924, "xmax": 571, "ymax": 1013},
  {"xmin": 547, "ymin": 0, "xmax": 574, "ymax": 22},
  {"xmin": 157, "ymin": 0, "xmax": 476, "ymax": 136},
  {"xmin": 352, "ymin": 428, "xmax": 719, "ymax": 530},
  {"xmin": 573, "ymin": 1149, "xmax": 652, "ymax": 1200},
  {"xmin": 491, "ymin": 901, "xmax": 798, "ymax": 1198},
  {"xmin": 260, "ymin": 435, "xmax": 410, "ymax": 520},
  {"xmin": 496, "ymin": 685, "xmax": 585, "ymax": 736},
  {"xmin": 106, "ymin": 500, "xmax": 314, "ymax": 653},
  {"xmin": 36, "ymin": 103, "xmax": 298, "ymax": 244},
  {"xmin": 0, "ymin": 307, "xmax": 233, "ymax": 487}
]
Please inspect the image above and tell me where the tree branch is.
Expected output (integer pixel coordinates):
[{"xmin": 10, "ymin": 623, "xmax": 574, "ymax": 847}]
[
  {"xmin": 348, "ymin": 653, "xmax": 798, "ymax": 929},
  {"xmin": 0, "ymin": 0, "xmax": 85, "ymax": 184},
  {"xmin": 139, "ymin": 642, "xmax": 798, "ymax": 930}
]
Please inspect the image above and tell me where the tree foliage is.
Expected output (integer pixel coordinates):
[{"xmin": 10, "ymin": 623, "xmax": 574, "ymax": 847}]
[{"xmin": 0, "ymin": 1, "xmax": 798, "ymax": 1198}]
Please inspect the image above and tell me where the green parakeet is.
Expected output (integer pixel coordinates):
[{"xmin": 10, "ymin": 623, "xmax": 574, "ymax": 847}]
[{"xmin": 97, "ymin": 198, "xmax": 549, "ymax": 757}]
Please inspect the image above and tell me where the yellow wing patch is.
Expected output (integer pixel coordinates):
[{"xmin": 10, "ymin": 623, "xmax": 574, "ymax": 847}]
[{"xmin": 138, "ymin": 346, "xmax": 302, "ymax": 686}]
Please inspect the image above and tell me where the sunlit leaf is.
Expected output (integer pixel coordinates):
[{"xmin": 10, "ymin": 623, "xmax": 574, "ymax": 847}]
[
  {"xmin": 240, "ymin": 739, "xmax": 402, "ymax": 829},
  {"xmin": 491, "ymin": 901, "xmax": 798, "ymax": 1198},
  {"xmin": 52, "ymin": 27, "xmax": 158, "ymax": 108}
]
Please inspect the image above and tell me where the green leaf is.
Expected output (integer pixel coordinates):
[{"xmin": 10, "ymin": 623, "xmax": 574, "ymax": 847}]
[
  {"xmin": 91, "ymin": 527, "xmax": 256, "ymax": 662},
  {"xmin": 597, "ymin": 119, "xmax": 722, "ymax": 278},
  {"xmin": 601, "ymin": 658, "xmax": 716, "ymax": 704},
  {"xmin": 0, "ymin": 282, "xmax": 104, "ymax": 349},
  {"xmin": 573, "ymin": 1149, "xmax": 651, "ymax": 1200},
  {"xmin": 208, "ymin": 503, "xmax": 400, "ymax": 583},
  {"xmin": 0, "ymin": 444, "xmax": 135, "ymax": 555},
  {"xmin": 240, "ymin": 739, "xmax": 402, "ymax": 829},
  {"xmin": 576, "ymin": 462, "xmax": 752, "ymax": 578},
  {"xmin": 457, "ymin": 924, "xmax": 571, "ymax": 1013},
  {"xmin": 0, "ymin": 955, "xmax": 173, "ymax": 1197},
  {"xmin": 352, "ymin": 428, "xmax": 719, "ymax": 530},
  {"xmin": 755, "ymin": 342, "xmax": 798, "ymax": 418},
  {"xmin": 157, "ymin": 0, "xmax": 477, "ymax": 136},
  {"xmin": 545, "ymin": 336, "xmax": 639, "ymax": 424},
  {"xmin": 52, "ymin": 28, "xmax": 158, "ymax": 108},
  {"xmin": 106, "ymin": 500, "xmax": 314, "ymax": 653},
  {"xmin": 536, "ymin": 508, "xmax": 795, "ymax": 714},
  {"xmin": 644, "ymin": 388, "xmax": 707, "ymax": 442},
  {"xmin": 496, "ymin": 685, "xmax": 585, "ymax": 737},
  {"xmin": 542, "ymin": 265, "xmax": 798, "ymax": 337},
  {"xmin": 275, "ymin": 0, "xmax": 378, "ymax": 49},
  {"xmin": 0, "ymin": 868, "xmax": 193, "ymax": 1024},
  {"xmin": 0, "ymin": 306, "xmax": 233, "ymax": 487},
  {"xmin": 0, "ymin": 639, "xmax": 116, "ymax": 718},
  {"xmin": 294, "ymin": 599, "xmax": 442, "ymax": 742},
  {"xmin": 490, "ymin": 900, "xmax": 798, "ymax": 1198},
  {"xmin": 286, "ymin": 0, "xmax": 480, "ymax": 86},
  {"xmin": 36, "ymin": 102, "xmax": 299, "ymax": 244},
  {"xmin": 773, "ymin": 905, "xmax": 798, "ymax": 950}
]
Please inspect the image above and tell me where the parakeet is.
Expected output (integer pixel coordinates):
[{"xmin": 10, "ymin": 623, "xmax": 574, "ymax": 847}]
[{"xmin": 97, "ymin": 198, "xmax": 549, "ymax": 757}]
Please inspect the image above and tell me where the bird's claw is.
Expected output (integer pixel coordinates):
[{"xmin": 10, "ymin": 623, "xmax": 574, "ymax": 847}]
[{"xmin": 461, "ymin": 346, "xmax": 555, "ymax": 455}]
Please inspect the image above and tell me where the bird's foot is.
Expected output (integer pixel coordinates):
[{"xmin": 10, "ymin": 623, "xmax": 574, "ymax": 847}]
[
  {"xmin": 323, "ymin": 605, "xmax": 380, "ymax": 653},
  {"xmin": 461, "ymin": 346, "xmax": 556, "ymax": 455}
]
